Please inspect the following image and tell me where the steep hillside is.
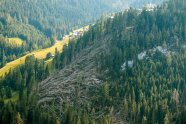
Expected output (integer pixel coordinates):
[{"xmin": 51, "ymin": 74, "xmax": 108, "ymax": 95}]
[
  {"xmin": 38, "ymin": 0, "xmax": 186, "ymax": 123},
  {"xmin": 0, "ymin": 0, "xmax": 164, "ymax": 38},
  {"xmin": 0, "ymin": 37, "xmax": 70, "ymax": 78},
  {"xmin": 0, "ymin": 0, "xmax": 164, "ymax": 67}
]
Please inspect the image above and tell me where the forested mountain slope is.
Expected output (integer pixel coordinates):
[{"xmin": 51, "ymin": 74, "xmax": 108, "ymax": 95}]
[
  {"xmin": 0, "ymin": 0, "xmax": 164, "ymax": 39},
  {"xmin": 37, "ymin": 0, "xmax": 186, "ymax": 123},
  {"xmin": 0, "ymin": 0, "xmax": 163, "ymax": 67},
  {"xmin": 2, "ymin": 0, "xmax": 186, "ymax": 123}
]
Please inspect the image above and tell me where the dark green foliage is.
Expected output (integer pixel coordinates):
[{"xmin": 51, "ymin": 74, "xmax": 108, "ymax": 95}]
[
  {"xmin": 0, "ymin": 55, "xmax": 55, "ymax": 124},
  {"xmin": 46, "ymin": 52, "xmax": 52, "ymax": 60},
  {"xmin": 0, "ymin": 0, "xmax": 186, "ymax": 123},
  {"xmin": 0, "ymin": 34, "xmax": 50, "ymax": 67},
  {"xmin": 47, "ymin": 0, "xmax": 186, "ymax": 123},
  {"xmin": 0, "ymin": 0, "xmax": 164, "ymax": 67},
  {"xmin": 0, "ymin": 0, "xmax": 163, "ymax": 39}
]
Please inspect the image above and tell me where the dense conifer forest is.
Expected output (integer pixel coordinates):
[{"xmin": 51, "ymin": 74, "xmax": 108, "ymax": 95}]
[
  {"xmin": 0, "ymin": 0, "xmax": 186, "ymax": 123},
  {"xmin": 0, "ymin": 0, "xmax": 163, "ymax": 67}
]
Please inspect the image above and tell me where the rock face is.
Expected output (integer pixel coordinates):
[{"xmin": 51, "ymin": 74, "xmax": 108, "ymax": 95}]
[{"xmin": 38, "ymin": 37, "xmax": 110, "ymax": 116}]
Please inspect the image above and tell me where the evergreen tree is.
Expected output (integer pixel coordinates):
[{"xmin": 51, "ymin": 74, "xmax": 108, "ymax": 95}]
[
  {"xmin": 14, "ymin": 112, "xmax": 23, "ymax": 124},
  {"xmin": 164, "ymin": 114, "xmax": 169, "ymax": 124}
]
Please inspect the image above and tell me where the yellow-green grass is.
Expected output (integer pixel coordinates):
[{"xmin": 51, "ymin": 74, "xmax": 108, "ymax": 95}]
[
  {"xmin": 4, "ymin": 92, "xmax": 19, "ymax": 104},
  {"xmin": 0, "ymin": 38, "xmax": 24, "ymax": 46},
  {"xmin": 33, "ymin": 37, "xmax": 69, "ymax": 59},
  {"xmin": 44, "ymin": 58, "xmax": 53, "ymax": 65},
  {"xmin": 0, "ymin": 25, "xmax": 89, "ymax": 78},
  {"xmin": 0, "ymin": 37, "xmax": 70, "ymax": 78}
]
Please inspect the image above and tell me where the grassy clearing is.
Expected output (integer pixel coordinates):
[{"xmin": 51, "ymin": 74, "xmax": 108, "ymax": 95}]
[
  {"xmin": 4, "ymin": 92, "xmax": 19, "ymax": 104},
  {"xmin": 0, "ymin": 25, "xmax": 89, "ymax": 78},
  {"xmin": 1, "ymin": 38, "xmax": 24, "ymax": 46},
  {"xmin": 32, "ymin": 37, "xmax": 69, "ymax": 59},
  {"xmin": 0, "ymin": 37, "xmax": 70, "ymax": 78},
  {"xmin": 0, "ymin": 55, "xmax": 28, "ymax": 78}
]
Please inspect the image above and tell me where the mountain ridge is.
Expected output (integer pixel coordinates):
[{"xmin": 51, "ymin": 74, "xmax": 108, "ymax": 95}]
[
  {"xmin": 1, "ymin": 0, "xmax": 186, "ymax": 123},
  {"xmin": 37, "ymin": 0, "xmax": 186, "ymax": 123}
]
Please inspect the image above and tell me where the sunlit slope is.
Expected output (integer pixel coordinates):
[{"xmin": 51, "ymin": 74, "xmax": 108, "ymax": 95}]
[
  {"xmin": 0, "ymin": 38, "xmax": 24, "ymax": 47},
  {"xmin": 0, "ymin": 37, "xmax": 69, "ymax": 78},
  {"xmin": 32, "ymin": 38, "xmax": 69, "ymax": 59},
  {"xmin": 7, "ymin": 38, "xmax": 23, "ymax": 46}
]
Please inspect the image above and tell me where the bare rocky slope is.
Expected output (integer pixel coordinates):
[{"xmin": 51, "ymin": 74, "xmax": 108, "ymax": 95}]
[
  {"xmin": 37, "ymin": 0, "xmax": 186, "ymax": 123},
  {"xmin": 38, "ymin": 36, "xmax": 110, "ymax": 117}
]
